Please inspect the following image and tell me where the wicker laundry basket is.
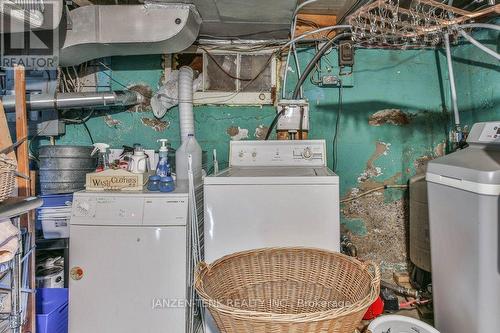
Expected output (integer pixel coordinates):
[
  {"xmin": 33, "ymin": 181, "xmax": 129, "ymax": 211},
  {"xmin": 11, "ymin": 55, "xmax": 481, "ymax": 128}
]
[
  {"xmin": 0, "ymin": 154, "xmax": 16, "ymax": 203},
  {"xmin": 195, "ymin": 247, "xmax": 380, "ymax": 333}
]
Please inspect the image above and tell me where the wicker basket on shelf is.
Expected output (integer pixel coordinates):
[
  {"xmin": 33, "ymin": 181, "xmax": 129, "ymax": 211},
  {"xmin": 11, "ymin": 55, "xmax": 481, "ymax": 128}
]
[
  {"xmin": 195, "ymin": 247, "xmax": 380, "ymax": 333},
  {"xmin": 0, "ymin": 154, "xmax": 16, "ymax": 203}
]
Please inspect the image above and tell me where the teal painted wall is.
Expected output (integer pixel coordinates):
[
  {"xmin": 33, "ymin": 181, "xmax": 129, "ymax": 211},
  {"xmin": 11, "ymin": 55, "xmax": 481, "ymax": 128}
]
[
  {"xmin": 44, "ymin": 31, "xmax": 499, "ymax": 270},
  {"xmin": 53, "ymin": 48, "xmax": 451, "ymax": 190},
  {"xmin": 452, "ymin": 25, "xmax": 500, "ymax": 126}
]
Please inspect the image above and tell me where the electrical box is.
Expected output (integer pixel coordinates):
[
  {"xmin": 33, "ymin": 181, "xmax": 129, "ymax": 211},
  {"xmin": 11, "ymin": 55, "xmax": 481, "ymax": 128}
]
[
  {"xmin": 338, "ymin": 42, "xmax": 354, "ymax": 67},
  {"xmin": 321, "ymin": 75, "xmax": 339, "ymax": 86},
  {"xmin": 276, "ymin": 100, "xmax": 309, "ymax": 132},
  {"xmin": 6, "ymin": 109, "xmax": 65, "ymax": 137}
]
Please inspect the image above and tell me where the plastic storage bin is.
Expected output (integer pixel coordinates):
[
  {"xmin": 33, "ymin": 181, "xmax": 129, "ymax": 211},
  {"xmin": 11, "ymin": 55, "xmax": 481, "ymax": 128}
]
[
  {"xmin": 37, "ymin": 194, "xmax": 73, "ymax": 239},
  {"xmin": 36, "ymin": 288, "xmax": 68, "ymax": 333}
]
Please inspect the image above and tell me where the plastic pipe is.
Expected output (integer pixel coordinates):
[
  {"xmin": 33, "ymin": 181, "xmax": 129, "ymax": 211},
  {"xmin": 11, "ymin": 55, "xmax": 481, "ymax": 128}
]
[
  {"xmin": 459, "ymin": 29, "xmax": 500, "ymax": 61},
  {"xmin": 178, "ymin": 66, "xmax": 195, "ymax": 143},
  {"xmin": 444, "ymin": 33, "xmax": 460, "ymax": 127}
]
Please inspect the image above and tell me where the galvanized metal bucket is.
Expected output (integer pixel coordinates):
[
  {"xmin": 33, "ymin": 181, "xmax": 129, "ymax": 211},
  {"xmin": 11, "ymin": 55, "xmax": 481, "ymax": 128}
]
[{"xmin": 39, "ymin": 146, "xmax": 96, "ymax": 194}]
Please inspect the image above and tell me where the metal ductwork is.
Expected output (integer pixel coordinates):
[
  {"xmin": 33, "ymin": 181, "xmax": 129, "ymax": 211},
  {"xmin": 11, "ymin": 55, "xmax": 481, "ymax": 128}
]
[
  {"xmin": 59, "ymin": 3, "xmax": 201, "ymax": 66},
  {"xmin": 1, "ymin": 91, "xmax": 143, "ymax": 112},
  {"xmin": 0, "ymin": 0, "xmax": 64, "ymax": 32}
]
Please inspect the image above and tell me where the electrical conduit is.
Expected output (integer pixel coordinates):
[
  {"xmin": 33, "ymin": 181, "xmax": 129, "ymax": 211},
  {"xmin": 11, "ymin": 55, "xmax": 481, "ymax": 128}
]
[
  {"xmin": 282, "ymin": 0, "xmax": 321, "ymax": 99},
  {"xmin": 458, "ymin": 29, "xmax": 500, "ymax": 61},
  {"xmin": 178, "ymin": 66, "xmax": 195, "ymax": 143},
  {"xmin": 444, "ymin": 33, "xmax": 460, "ymax": 128}
]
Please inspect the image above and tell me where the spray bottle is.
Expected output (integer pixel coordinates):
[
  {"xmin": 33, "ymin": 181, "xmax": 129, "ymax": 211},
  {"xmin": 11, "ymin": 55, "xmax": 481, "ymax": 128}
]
[
  {"xmin": 91, "ymin": 143, "xmax": 110, "ymax": 172},
  {"xmin": 156, "ymin": 139, "xmax": 171, "ymax": 177}
]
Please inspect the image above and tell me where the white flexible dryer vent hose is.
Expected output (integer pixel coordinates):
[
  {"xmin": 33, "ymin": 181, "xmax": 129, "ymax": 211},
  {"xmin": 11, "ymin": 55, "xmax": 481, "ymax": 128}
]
[{"xmin": 178, "ymin": 66, "xmax": 195, "ymax": 143}]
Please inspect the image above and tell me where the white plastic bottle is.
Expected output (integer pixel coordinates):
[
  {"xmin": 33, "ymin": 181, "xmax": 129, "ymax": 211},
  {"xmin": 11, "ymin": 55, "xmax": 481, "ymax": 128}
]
[{"xmin": 175, "ymin": 134, "xmax": 202, "ymax": 185}]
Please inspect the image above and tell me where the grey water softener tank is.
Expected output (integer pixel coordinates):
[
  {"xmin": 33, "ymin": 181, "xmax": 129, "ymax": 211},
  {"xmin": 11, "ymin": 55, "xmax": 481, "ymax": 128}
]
[{"xmin": 427, "ymin": 122, "xmax": 500, "ymax": 333}]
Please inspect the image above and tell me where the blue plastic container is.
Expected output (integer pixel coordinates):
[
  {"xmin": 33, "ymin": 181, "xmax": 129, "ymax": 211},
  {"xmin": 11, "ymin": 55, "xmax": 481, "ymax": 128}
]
[
  {"xmin": 159, "ymin": 176, "xmax": 175, "ymax": 192},
  {"xmin": 40, "ymin": 194, "xmax": 73, "ymax": 208},
  {"xmin": 36, "ymin": 288, "xmax": 68, "ymax": 333}
]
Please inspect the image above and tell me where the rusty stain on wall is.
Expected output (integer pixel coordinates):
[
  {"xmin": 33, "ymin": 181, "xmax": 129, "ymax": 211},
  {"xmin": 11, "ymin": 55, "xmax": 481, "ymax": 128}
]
[
  {"xmin": 103, "ymin": 114, "xmax": 122, "ymax": 128},
  {"xmin": 227, "ymin": 126, "xmax": 249, "ymax": 141},
  {"xmin": 141, "ymin": 117, "xmax": 169, "ymax": 132},
  {"xmin": 369, "ymin": 109, "xmax": 411, "ymax": 126},
  {"xmin": 254, "ymin": 125, "xmax": 269, "ymax": 140},
  {"xmin": 128, "ymin": 84, "xmax": 152, "ymax": 112}
]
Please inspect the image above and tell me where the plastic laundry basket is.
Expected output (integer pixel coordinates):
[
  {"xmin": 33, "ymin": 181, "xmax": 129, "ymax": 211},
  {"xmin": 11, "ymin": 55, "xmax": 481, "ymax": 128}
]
[
  {"xmin": 195, "ymin": 247, "xmax": 380, "ymax": 333},
  {"xmin": 367, "ymin": 315, "xmax": 439, "ymax": 333},
  {"xmin": 36, "ymin": 288, "xmax": 68, "ymax": 333}
]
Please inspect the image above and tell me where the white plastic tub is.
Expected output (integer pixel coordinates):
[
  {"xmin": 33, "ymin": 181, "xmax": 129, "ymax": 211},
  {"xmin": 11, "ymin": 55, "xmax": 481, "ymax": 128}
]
[{"xmin": 368, "ymin": 315, "xmax": 439, "ymax": 333}]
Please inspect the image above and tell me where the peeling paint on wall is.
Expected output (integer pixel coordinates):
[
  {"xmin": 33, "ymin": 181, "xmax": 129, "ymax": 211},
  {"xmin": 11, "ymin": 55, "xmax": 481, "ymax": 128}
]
[
  {"xmin": 369, "ymin": 109, "xmax": 411, "ymax": 126},
  {"xmin": 104, "ymin": 114, "xmax": 122, "ymax": 128},
  {"xmin": 414, "ymin": 141, "xmax": 446, "ymax": 173},
  {"xmin": 127, "ymin": 84, "xmax": 153, "ymax": 112},
  {"xmin": 343, "ymin": 141, "xmax": 408, "ymax": 279},
  {"xmin": 141, "ymin": 117, "xmax": 169, "ymax": 132},
  {"xmin": 358, "ymin": 141, "xmax": 390, "ymax": 183},
  {"xmin": 227, "ymin": 126, "xmax": 249, "ymax": 141},
  {"xmin": 254, "ymin": 125, "xmax": 269, "ymax": 140},
  {"xmin": 343, "ymin": 196, "xmax": 408, "ymax": 279}
]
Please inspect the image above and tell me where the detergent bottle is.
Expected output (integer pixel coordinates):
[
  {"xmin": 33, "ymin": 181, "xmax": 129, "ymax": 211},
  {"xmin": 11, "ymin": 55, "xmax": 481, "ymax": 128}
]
[
  {"xmin": 156, "ymin": 139, "xmax": 171, "ymax": 177},
  {"xmin": 175, "ymin": 134, "xmax": 202, "ymax": 185},
  {"xmin": 128, "ymin": 145, "xmax": 149, "ymax": 174},
  {"xmin": 91, "ymin": 143, "xmax": 110, "ymax": 172}
]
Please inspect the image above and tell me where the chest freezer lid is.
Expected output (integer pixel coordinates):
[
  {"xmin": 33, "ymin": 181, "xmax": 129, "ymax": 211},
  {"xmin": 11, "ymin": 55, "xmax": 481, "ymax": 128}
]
[
  {"xmin": 204, "ymin": 166, "xmax": 339, "ymax": 185},
  {"xmin": 426, "ymin": 148, "xmax": 500, "ymax": 195}
]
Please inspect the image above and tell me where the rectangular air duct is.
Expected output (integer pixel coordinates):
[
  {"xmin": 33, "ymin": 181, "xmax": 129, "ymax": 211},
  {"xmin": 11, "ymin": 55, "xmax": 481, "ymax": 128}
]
[{"xmin": 59, "ymin": 3, "xmax": 201, "ymax": 66}]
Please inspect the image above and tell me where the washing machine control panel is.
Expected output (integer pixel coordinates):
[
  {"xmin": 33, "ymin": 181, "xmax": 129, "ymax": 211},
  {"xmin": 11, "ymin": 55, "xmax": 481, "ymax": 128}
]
[{"xmin": 229, "ymin": 140, "xmax": 327, "ymax": 166}]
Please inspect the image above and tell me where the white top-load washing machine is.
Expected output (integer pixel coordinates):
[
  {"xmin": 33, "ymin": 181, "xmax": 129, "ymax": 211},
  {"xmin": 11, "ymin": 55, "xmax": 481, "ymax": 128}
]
[
  {"xmin": 69, "ymin": 186, "xmax": 202, "ymax": 333},
  {"xmin": 427, "ymin": 122, "xmax": 500, "ymax": 333},
  {"xmin": 203, "ymin": 140, "xmax": 339, "ymax": 333},
  {"xmin": 204, "ymin": 140, "xmax": 340, "ymax": 263}
]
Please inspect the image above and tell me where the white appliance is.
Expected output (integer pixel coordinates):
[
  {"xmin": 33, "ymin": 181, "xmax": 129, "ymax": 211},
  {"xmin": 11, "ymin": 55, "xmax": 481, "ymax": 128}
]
[
  {"xmin": 69, "ymin": 188, "xmax": 201, "ymax": 333},
  {"xmin": 204, "ymin": 140, "xmax": 340, "ymax": 332},
  {"xmin": 427, "ymin": 122, "xmax": 500, "ymax": 333}
]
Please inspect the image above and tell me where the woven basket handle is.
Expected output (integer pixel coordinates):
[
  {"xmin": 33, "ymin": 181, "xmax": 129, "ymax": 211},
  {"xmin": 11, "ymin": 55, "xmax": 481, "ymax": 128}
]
[
  {"xmin": 195, "ymin": 261, "xmax": 210, "ymax": 289},
  {"xmin": 363, "ymin": 261, "xmax": 381, "ymax": 292}
]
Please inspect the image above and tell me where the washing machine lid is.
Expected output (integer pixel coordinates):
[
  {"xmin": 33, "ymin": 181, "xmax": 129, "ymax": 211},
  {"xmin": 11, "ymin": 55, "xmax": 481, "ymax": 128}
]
[
  {"xmin": 426, "ymin": 147, "xmax": 500, "ymax": 195},
  {"xmin": 204, "ymin": 166, "xmax": 339, "ymax": 185}
]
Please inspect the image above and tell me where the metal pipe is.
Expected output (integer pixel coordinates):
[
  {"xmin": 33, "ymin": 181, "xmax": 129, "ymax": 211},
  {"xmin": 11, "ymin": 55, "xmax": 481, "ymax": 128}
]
[
  {"xmin": 282, "ymin": 0, "xmax": 320, "ymax": 99},
  {"xmin": 381, "ymin": 280, "xmax": 420, "ymax": 299},
  {"xmin": 281, "ymin": 25, "xmax": 352, "ymax": 50},
  {"xmin": 459, "ymin": 29, "xmax": 500, "ymax": 61},
  {"xmin": 459, "ymin": 23, "xmax": 500, "ymax": 31},
  {"xmin": 1, "ymin": 91, "xmax": 143, "ymax": 112},
  {"xmin": 444, "ymin": 33, "xmax": 460, "ymax": 127}
]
